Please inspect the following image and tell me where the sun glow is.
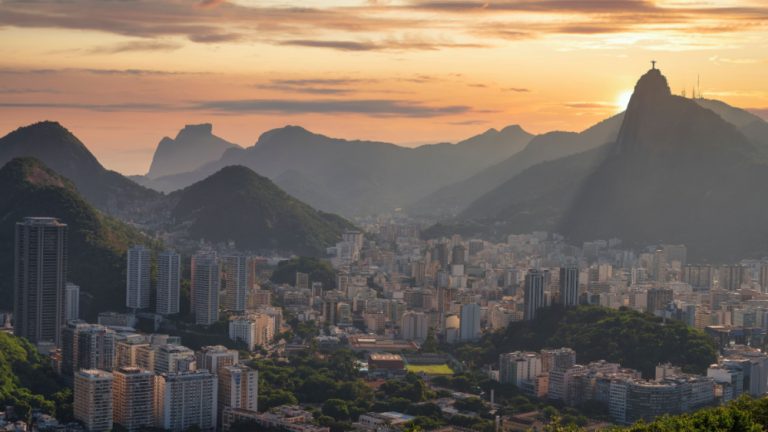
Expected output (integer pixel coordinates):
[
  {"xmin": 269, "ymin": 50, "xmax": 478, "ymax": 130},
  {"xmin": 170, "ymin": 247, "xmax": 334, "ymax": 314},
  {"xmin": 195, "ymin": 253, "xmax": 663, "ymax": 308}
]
[{"xmin": 616, "ymin": 90, "xmax": 634, "ymax": 112}]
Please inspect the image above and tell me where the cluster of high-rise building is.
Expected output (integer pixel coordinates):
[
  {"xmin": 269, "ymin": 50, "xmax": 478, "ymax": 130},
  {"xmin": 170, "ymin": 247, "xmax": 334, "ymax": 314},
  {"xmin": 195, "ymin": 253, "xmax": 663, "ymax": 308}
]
[
  {"xmin": 66, "ymin": 339, "xmax": 257, "ymax": 432},
  {"xmin": 126, "ymin": 245, "xmax": 182, "ymax": 315},
  {"xmin": 495, "ymin": 347, "xmax": 724, "ymax": 425}
]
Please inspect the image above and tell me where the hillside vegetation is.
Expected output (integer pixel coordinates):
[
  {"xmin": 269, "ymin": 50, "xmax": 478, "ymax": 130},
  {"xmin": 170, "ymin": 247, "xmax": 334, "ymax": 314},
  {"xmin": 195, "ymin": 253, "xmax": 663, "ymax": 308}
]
[{"xmin": 454, "ymin": 305, "xmax": 717, "ymax": 377}]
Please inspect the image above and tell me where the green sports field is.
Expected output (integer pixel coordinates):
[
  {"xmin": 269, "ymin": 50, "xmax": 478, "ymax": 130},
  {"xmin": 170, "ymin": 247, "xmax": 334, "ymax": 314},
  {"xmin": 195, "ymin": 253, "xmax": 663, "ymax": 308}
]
[{"xmin": 405, "ymin": 363, "xmax": 454, "ymax": 375}]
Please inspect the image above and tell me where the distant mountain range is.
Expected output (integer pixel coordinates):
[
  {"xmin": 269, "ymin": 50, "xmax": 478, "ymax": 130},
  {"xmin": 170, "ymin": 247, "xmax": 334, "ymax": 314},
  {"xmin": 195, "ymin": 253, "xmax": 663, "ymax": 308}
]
[
  {"xmin": 412, "ymin": 113, "xmax": 625, "ymax": 216},
  {"xmin": 3, "ymin": 67, "xmax": 768, "ymax": 261},
  {"xmin": 135, "ymin": 124, "xmax": 534, "ymax": 215}
]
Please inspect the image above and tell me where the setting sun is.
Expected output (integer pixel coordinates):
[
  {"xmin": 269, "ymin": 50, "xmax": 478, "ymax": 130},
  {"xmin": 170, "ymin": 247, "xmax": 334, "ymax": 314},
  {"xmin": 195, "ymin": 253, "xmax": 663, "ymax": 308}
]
[{"xmin": 616, "ymin": 90, "xmax": 634, "ymax": 112}]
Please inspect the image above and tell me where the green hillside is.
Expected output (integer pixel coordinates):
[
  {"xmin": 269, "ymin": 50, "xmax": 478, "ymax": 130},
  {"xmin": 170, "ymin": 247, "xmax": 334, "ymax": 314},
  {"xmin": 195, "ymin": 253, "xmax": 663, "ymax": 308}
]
[
  {"xmin": 0, "ymin": 332, "xmax": 70, "ymax": 420},
  {"xmin": 170, "ymin": 165, "xmax": 354, "ymax": 256}
]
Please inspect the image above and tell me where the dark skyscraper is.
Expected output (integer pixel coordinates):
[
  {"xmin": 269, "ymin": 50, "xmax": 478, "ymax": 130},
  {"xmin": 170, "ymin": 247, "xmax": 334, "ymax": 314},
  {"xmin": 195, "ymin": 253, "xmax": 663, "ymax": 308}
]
[
  {"xmin": 647, "ymin": 287, "xmax": 673, "ymax": 315},
  {"xmin": 13, "ymin": 217, "xmax": 68, "ymax": 346},
  {"xmin": 451, "ymin": 244, "xmax": 466, "ymax": 265},
  {"xmin": 559, "ymin": 266, "xmax": 579, "ymax": 306},
  {"xmin": 524, "ymin": 269, "xmax": 546, "ymax": 321}
]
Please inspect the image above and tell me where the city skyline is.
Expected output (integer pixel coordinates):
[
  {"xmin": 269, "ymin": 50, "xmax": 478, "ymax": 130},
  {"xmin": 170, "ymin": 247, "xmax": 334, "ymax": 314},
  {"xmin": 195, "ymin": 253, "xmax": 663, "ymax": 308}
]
[{"xmin": 1, "ymin": 0, "xmax": 767, "ymax": 173}]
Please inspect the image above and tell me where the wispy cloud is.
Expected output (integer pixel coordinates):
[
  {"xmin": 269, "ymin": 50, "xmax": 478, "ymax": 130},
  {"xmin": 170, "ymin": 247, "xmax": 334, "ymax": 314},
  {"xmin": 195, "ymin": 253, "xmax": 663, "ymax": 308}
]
[
  {"xmin": 0, "ymin": 67, "xmax": 200, "ymax": 76},
  {"xmin": 86, "ymin": 40, "xmax": 183, "ymax": 54},
  {"xmin": 564, "ymin": 102, "xmax": 615, "ymax": 109},
  {"xmin": 709, "ymin": 55, "xmax": 766, "ymax": 65},
  {"xmin": 0, "ymin": 87, "xmax": 60, "ymax": 94},
  {"xmin": 254, "ymin": 77, "xmax": 380, "ymax": 95},
  {"xmin": 255, "ymin": 84, "xmax": 353, "ymax": 95},
  {"xmin": 447, "ymin": 119, "xmax": 488, "ymax": 125},
  {"xmin": 0, "ymin": 102, "xmax": 171, "ymax": 111},
  {"xmin": 197, "ymin": 0, "xmax": 227, "ymax": 9},
  {"xmin": 193, "ymin": 98, "xmax": 473, "ymax": 117},
  {"xmin": 280, "ymin": 38, "xmax": 487, "ymax": 51}
]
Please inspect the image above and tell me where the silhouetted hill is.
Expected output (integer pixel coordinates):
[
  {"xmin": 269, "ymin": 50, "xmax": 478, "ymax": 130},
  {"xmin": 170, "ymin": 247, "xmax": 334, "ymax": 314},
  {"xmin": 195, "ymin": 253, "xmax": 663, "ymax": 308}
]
[
  {"xmin": 562, "ymin": 68, "xmax": 768, "ymax": 260},
  {"xmin": 413, "ymin": 113, "xmax": 624, "ymax": 216},
  {"xmin": 273, "ymin": 169, "xmax": 345, "ymax": 213},
  {"xmin": 141, "ymin": 124, "xmax": 533, "ymax": 216},
  {"xmin": 147, "ymin": 123, "xmax": 239, "ymax": 179},
  {"xmin": 460, "ymin": 144, "xmax": 611, "ymax": 224},
  {"xmin": 168, "ymin": 165, "xmax": 354, "ymax": 256},
  {"xmin": 694, "ymin": 99, "xmax": 768, "ymax": 154},
  {"xmin": 0, "ymin": 122, "xmax": 161, "ymax": 221},
  {"xmin": 0, "ymin": 157, "xmax": 153, "ymax": 319}
]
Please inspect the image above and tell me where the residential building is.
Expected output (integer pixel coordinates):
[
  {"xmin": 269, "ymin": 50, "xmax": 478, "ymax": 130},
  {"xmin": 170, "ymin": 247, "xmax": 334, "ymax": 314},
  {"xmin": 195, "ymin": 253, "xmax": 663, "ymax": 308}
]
[
  {"xmin": 74, "ymin": 369, "xmax": 113, "ymax": 432},
  {"xmin": 126, "ymin": 245, "xmax": 151, "ymax": 310},
  {"xmin": 196, "ymin": 345, "xmax": 239, "ymax": 375},
  {"xmin": 13, "ymin": 217, "xmax": 67, "ymax": 347},
  {"xmin": 218, "ymin": 365, "xmax": 258, "ymax": 418},
  {"xmin": 113, "ymin": 367, "xmax": 154, "ymax": 432},
  {"xmin": 157, "ymin": 251, "xmax": 181, "ymax": 315},
  {"xmin": 459, "ymin": 303, "xmax": 480, "ymax": 341},
  {"xmin": 154, "ymin": 344, "xmax": 196, "ymax": 375},
  {"xmin": 64, "ymin": 282, "xmax": 80, "ymax": 322},
  {"xmin": 524, "ymin": 269, "xmax": 546, "ymax": 320},
  {"xmin": 154, "ymin": 370, "xmax": 218, "ymax": 432},
  {"xmin": 559, "ymin": 267, "xmax": 579, "ymax": 306},
  {"xmin": 192, "ymin": 252, "xmax": 220, "ymax": 326},
  {"xmin": 400, "ymin": 311, "xmax": 428, "ymax": 342},
  {"xmin": 222, "ymin": 255, "xmax": 248, "ymax": 312}
]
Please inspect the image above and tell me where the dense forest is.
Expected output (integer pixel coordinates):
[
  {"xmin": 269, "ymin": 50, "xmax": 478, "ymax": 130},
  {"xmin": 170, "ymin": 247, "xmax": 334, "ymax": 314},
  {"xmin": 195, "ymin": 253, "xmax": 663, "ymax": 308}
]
[
  {"xmin": 0, "ymin": 333, "xmax": 71, "ymax": 421},
  {"xmin": 546, "ymin": 396, "xmax": 768, "ymax": 432}
]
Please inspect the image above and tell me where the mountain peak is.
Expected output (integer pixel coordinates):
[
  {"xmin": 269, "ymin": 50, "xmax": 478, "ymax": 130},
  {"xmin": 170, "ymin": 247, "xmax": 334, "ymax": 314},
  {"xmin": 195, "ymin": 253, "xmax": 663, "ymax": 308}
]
[
  {"xmin": 147, "ymin": 123, "xmax": 237, "ymax": 179},
  {"xmin": 171, "ymin": 163, "xmax": 353, "ymax": 255},
  {"xmin": 176, "ymin": 123, "xmax": 214, "ymax": 139},
  {"xmin": 22, "ymin": 120, "xmax": 67, "ymax": 131},
  {"xmin": 0, "ymin": 157, "xmax": 72, "ymax": 190},
  {"xmin": 256, "ymin": 125, "xmax": 317, "ymax": 146},
  {"xmin": 11, "ymin": 120, "xmax": 79, "ymax": 143},
  {"xmin": 500, "ymin": 124, "xmax": 526, "ymax": 134},
  {"xmin": 629, "ymin": 68, "xmax": 671, "ymax": 106}
]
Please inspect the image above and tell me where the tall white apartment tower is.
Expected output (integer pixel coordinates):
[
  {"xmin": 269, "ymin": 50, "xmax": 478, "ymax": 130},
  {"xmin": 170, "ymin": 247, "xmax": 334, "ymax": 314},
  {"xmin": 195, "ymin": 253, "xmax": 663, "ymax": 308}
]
[
  {"xmin": 459, "ymin": 303, "xmax": 481, "ymax": 341},
  {"xmin": 192, "ymin": 252, "xmax": 220, "ymax": 326},
  {"xmin": 222, "ymin": 256, "xmax": 248, "ymax": 312},
  {"xmin": 157, "ymin": 251, "xmax": 181, "ymax": 315},
  {"xmin": 126, "ymin": 245, "xmax": 151, "ymax": 310}
]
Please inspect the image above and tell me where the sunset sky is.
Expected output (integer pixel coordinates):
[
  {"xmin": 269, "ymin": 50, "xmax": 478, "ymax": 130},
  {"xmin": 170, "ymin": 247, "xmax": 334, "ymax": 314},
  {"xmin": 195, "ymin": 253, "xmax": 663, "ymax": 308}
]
[{"xmin": 1, "ymin": 0, "xmax": 767, "ymax": 174}]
